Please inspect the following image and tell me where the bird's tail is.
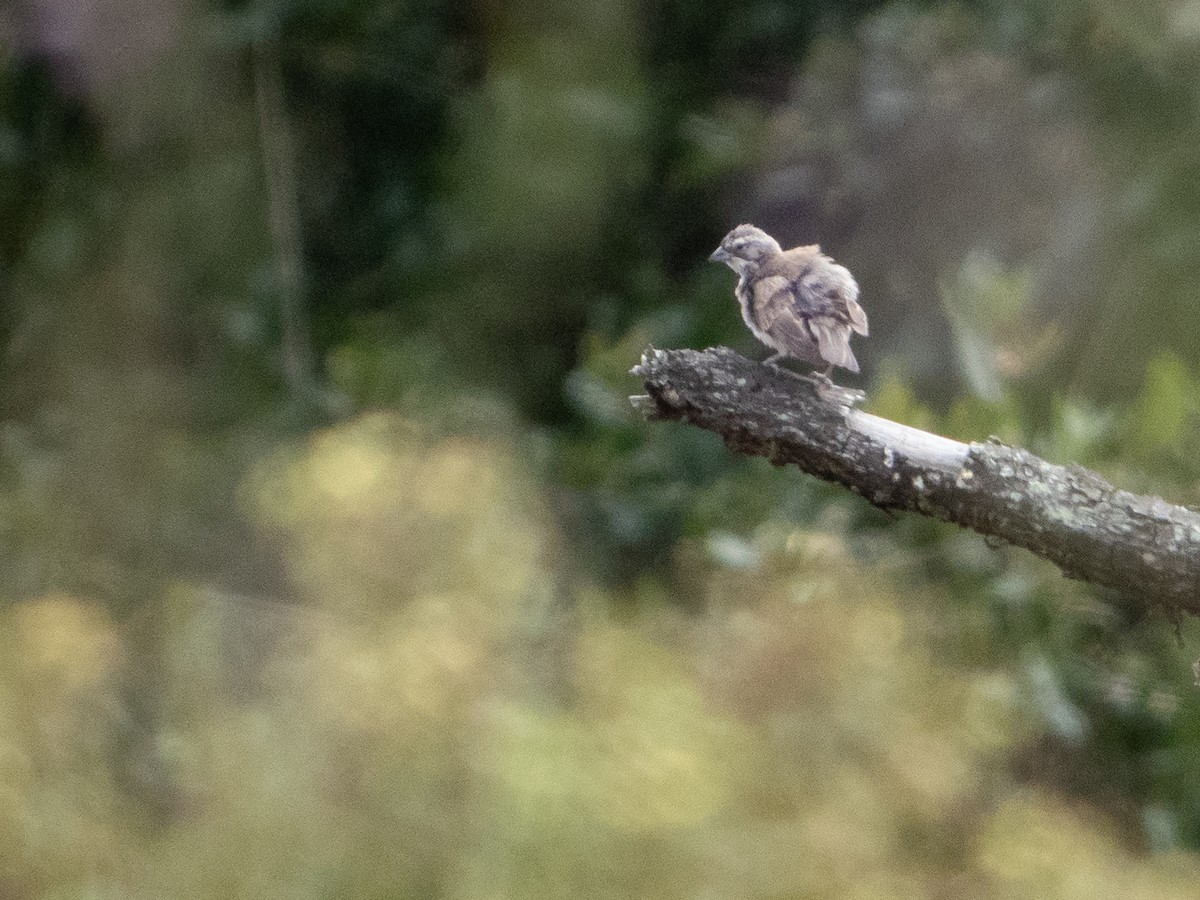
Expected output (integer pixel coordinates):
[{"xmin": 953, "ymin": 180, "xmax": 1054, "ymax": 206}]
[{"xmin": 810, "ymin": 321, "xmax": 860, "ymax": 373}]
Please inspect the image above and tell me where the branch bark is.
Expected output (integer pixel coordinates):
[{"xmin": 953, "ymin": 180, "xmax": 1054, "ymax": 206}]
[{"xmin": 631, "ymin": 346, "xmax": 1200, "ymax": 615}]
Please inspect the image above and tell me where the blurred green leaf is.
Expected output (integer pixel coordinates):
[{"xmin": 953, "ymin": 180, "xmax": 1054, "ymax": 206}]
[{"xmin": 1130, "ymin": 350, "xmax": 1193, "ymax": 454}]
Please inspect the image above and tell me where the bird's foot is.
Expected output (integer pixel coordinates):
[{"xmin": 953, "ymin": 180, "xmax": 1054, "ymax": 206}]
[
  {"xmin": 761, "ymin": 357, "xmax": 863, "ymax": 405},
  {"xmin": 810, "ymin": 375, "xmax": 866, "ymax": 408}
]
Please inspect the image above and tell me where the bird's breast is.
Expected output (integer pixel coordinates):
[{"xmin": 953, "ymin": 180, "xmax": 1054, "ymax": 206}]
[
  {"xmin": 735, "ymin": 275, "xmax": 778, "ymax": 349},
  {"xmin": 735, "ymin": 276, "xmax": 759, "ymax": 328}
]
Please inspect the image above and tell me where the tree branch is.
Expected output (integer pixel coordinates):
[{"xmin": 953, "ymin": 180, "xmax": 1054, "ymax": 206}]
[{"xmin": 631, "ymin": 346, "xmax": 1200, "ymax": 615}]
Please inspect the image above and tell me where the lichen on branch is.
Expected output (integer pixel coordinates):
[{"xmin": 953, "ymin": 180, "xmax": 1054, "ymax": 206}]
[{"xmin": 631, "ymin": 347, "xmax": 1200, "ymax": 616}]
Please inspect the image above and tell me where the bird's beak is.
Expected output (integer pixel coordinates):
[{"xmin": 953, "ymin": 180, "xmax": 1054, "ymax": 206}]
[{"xmin": 709, "ymin": 247, "xmax": 731, "ymax": 263}]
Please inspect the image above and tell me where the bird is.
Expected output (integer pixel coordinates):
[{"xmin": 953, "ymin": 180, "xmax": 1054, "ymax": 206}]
[{"xmin": 709, "ymin": 224, "xmax": 868, "ymax": 376}]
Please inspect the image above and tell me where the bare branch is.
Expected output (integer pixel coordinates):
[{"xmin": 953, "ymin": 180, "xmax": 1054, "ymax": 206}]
[{"xmin": 631, "ymin": 347, "xmax": 1200, "ymax": 615}]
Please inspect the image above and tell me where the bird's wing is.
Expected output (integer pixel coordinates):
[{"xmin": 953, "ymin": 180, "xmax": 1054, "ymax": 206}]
[
  {"xmin": 769, "ymin": 250, "xmax": 867, "ymax": 333},
  {"xmin": 762, "ymin": 252, "xmax": 867, "ymax": 371},
  {"xmin": 751, "ymin": 275, "xmax": 851, "ymax": 369},
  {"xmin": 750, "ymin": 276, "xmax": 794, "ymax": 331},
  {"xmin": 836, "ymin": 264, "xmax": 868, "ymax": 336},
  {"xmin": 731, "ymin": 247, "xmax": 866, "ymax": 373},
  {"xmin": 845, "ymin": 297, "xmax": 869, "ymax": 336},
  {"xmin": 793, "ymin": 261, "xmax": 865, "ymax": 325}
]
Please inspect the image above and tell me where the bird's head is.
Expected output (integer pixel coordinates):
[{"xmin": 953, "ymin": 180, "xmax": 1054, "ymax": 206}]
[{"xmin": 709, "ymin": 224, "xmax": 782, "ymax": 273}]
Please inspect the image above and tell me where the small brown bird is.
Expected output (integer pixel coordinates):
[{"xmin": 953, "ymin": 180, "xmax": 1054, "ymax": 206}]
[{"xmin": 710, "ymin": 224, "xmax": 868, "ymax": 375}]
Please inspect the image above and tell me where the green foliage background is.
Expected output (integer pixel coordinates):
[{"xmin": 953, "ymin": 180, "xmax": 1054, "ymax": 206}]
[{"xmin": 4, "ymin": 0, "xmax": 1200, "ymax": 896}]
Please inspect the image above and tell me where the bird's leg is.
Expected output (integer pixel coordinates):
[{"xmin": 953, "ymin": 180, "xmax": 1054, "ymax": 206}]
[{"xmin": 763, "ymin": 352, "xmax": 808, "ymax": 381}]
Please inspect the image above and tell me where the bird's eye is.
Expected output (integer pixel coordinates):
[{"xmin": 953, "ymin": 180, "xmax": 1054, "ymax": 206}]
[{"xmin": 731, "ymin": 240, "xmax": 746, "ymax": 251}]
